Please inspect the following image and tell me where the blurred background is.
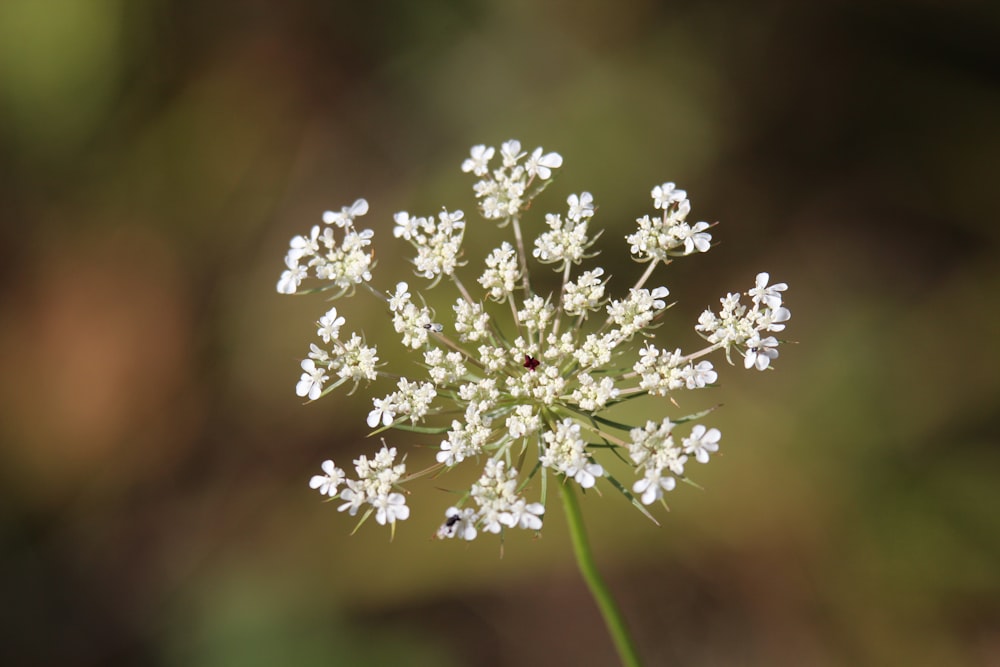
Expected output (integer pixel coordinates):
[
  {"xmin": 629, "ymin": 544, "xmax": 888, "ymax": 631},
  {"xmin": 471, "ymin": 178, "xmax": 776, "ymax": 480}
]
[{"xmin": 1, "ymin": 0, "xmax": 998, "ymax": 665}]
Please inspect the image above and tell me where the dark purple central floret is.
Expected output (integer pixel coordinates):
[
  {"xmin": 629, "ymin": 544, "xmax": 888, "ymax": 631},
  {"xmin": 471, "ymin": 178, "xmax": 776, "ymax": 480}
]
[{"xmin": 523, "ymin": 355, "xmax": 540, "ymax": 371}]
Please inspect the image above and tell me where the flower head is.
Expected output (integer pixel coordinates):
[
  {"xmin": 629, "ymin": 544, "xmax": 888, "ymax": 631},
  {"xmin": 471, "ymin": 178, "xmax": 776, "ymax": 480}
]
[
  {"xmin": 277, "ymin": 139, "xmax": 792, "ymax": 540},
  {"xmin": 276, "ymin": 200, "xmax": 374, "ymax": 295}
]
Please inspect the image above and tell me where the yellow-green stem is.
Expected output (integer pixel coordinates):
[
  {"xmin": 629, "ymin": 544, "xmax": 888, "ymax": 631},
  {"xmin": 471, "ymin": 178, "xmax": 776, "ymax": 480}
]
[{"xmin": 559, "ymin": 481, "xmax": 643, "ymax": 667}]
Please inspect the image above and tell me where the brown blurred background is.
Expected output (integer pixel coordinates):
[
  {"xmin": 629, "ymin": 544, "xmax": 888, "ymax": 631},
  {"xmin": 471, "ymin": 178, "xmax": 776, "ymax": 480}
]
[{"xmin": 1, "ymin": 1, "xmax": 998, "ymax": 665}]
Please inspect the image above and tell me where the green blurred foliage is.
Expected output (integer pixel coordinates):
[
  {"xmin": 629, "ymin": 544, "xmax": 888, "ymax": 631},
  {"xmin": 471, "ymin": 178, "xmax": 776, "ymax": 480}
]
[{"xmin": 1, "ymin": 1, "xmax": 998, "ymax": 665}]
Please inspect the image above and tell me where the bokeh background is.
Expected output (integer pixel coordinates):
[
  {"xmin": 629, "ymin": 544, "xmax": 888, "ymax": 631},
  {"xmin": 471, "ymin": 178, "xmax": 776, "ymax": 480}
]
[{"xmin": 2, "ymin": 1, "xmax": 998, "ymax": 665}]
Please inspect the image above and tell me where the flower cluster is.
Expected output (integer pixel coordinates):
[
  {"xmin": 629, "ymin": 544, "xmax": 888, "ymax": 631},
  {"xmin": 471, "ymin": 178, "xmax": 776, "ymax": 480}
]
[
  {"xmin": 277, "ymin": 199, "xmax": 374, "ymax": 296},
  {"xmin": 309, "ymin": 445, "xmax": 410, "ymax": 530},
  {"xmin": 278, "ymin": 140, "xmax": 792, "ymax": 539}
]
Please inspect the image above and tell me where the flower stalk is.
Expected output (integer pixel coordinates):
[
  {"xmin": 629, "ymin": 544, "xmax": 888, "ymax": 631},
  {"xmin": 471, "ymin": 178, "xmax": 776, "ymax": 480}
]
[{"xmin": 560, "ymin": 481, "xmax": 643, "ymax": 667}]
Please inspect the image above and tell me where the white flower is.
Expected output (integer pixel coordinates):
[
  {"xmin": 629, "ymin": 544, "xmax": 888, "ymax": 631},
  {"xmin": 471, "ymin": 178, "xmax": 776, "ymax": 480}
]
[
  {"xmin": 336, "ymin": 334, "xmax": 379, "ymax": 382},
  {"xmin": 337, "ymin": 480, "xmax": 367, "ymax": 516},
  {"xmin": 628, "ymin": 418, "xmax": 688, "ymax": 504},
  {"xmin": 477, "ymin": 344, "xmax": 508, "ymax": 373},
  {"xmin": 287, "ymin": 225, "xmax": 321, "ymax": 262},
  {"xmin": 748, "ymin": 272, "xmax": 788, "ymax": 310},
  {"xmin": 567, "ymin": 192, "xmax": 595, "ymax": 221},
  {"xmin": 607, "ymin": 287, "xmax": 669, "ymax": 337},
  {"xmin": 562, "ymin": 268, "xmax": 606, "ymax": 316},
  {"xmin": 307, "ymin": 343, "xmax": 329, "ymax": 364},
  {"xmin": 277, "ymin": 260, "xmax": 307, "ymax": 294},
  {"xmin": 392, "ymin": 211, "xmax": 421, "ymax": 241},
  {"xmin": 393, "ymin": 378, "xmax": 437, "ymax": 423},
  {"xmin": 633, "ymin": 469, "xmax": 676, "ymax": 505},
  {"xmin": 276, "ymin": 207, "xmax": 376, "ymax": 293},
  {"xmin": 570, "ymin": 373, "xmax": 619, "ymax": 411},
  {"xmin": 761, "ymin": 305, "xmax": 792, "ymax": 333},
  {"xmin": 626, "ymin": 183, "xmax": 710, "ymax": 262},
  {"xmin": 506, "ymin": 404, "xmax": 540, "ymax": 439},
  {"xmin": 682, "ymin": 360, "xmax": 718, "ymax": 389},
  {"xmin": 517, "ymin": 295, "xmax": 555, "ymax": 332},
  {"xmin": 454, "ymin": 299, "xmax": 491, "ymax": 342},
  {"xmin": 679, "ymin": 220, "xmax": 713, "ymax": 254},
  {"xmin": 533, "ymin": 209, "xmax": 593, "ymax": 267},
  {"xmin": 461, "ymin": 144, "xmax": 495, "ymax": 176},
  {"xmin": 458, "ymin": 377, "xmax": 500, "ymax": 410},
  {"xmin": 391, "ymin": 288, "xmax": 432, "ymax": 349},
  {"xmin": 744, "ymin": 334, "xmax": 780, "ymax": 370},
  {"xmin": 651, "ymin": 182, "xmax": 687, "ymax": 210},
  {"xmin": 540, "ymin": 418, "xmax": 605, "ymax": 489},
  {"xmin": 502, "ymin": 498, "xmax": 546, "ymax": 530},
  {"xmin": 367, "ymin": 395, "xmax": 397, "ymax": 428},
  {"xmin": 424, "ymin": 348, "xmax": 467, "ymax": 386},
  {"xmin": 373, "ymin": 492, "xmax": 410, "ymax": 525},
  {"xmin": 296, "ymin": 359, "xmax": 328, "ymax": 400},
  {"xmin": 328, "ymin": 444, "xmax": 410, "ymax": 528},
  {"xmin": 394, "ymin": 209, "xmax": 466, "ymax": 281},
  {"xmin": 479, "ymin": 242, "xmax": 521, "ymax": 301},
  {"xmin": 469, "ymin": 460, "xmax": 543, "ymax": 535},
  {"xmin": 525, "ymin": 147, "xmax": 563, "ymax": 180},
  {"xmin": 683, "ymin": 424, "xmax": 721, "ymax": 464},
  {"xmin": 388, "ymin": 282, "xmax": 411, "ymax": 311},
  {"xmin": 500, "ymin": 139, "xmax": 524, "ymax": 167},
  {"xmin": 506, "ymin": 363, "xmax": 566, "ymax": 405},
  {"xmin": 628, "ymin": 418, "xmax": 674, "ymax": 466},
  {"xmin": 573, "ymin": 332, "xmax": 618, "ymax": 368},
  {"xmin": 436, "ymin": 412, "xmax": 491, "ymax": 466},
  {"xmin": 317, "ymin": 307, "xmax": 346, "ymax": 343},
  {"xmin": 309, "ymin": 460, "xmax": 345, "ymax": 497},
  {"xmin": 322, "ymin": 198, "xmax": 369, "ymax": 227}
]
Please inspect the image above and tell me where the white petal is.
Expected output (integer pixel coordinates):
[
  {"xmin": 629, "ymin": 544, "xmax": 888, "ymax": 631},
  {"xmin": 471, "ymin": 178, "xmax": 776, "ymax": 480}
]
[
  {"xmin": 350, "ymin": 199, "xmax": 369, "ymax": 217},
  {"xmin": 540, "ymin": 152, "xmax": 563, "ymax": 168},
  {"xmin": 525, "ymin": 502, "xmax": 545, "ymax": 516},
  {"xmin": 641, "ymin": 484, "xmax": 659, "ymax": 506}
]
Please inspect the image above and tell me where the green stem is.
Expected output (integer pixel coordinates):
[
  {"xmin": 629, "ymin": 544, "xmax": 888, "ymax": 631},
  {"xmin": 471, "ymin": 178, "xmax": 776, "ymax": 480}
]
[
  {"xmin": 559, "ymin": 482, "xmax": 643, "ymax": 667},
  {"xmin": 631, "ymin": 259, "xmax": 659, "ymax": 293},
  {"xmin": 511, "ymin": 215, "xmax": 533, "ymax": 298}
]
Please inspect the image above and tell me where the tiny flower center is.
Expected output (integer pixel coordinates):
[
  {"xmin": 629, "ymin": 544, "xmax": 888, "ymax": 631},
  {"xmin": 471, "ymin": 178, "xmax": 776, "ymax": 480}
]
[{"xmin": 523, "ymin": 355, "xmax": 540, "ymax": 371}]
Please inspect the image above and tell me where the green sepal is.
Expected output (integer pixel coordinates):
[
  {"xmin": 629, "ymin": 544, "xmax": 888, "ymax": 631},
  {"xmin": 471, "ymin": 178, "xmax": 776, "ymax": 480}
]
[{"xmin": 672, "ymin": 404, "xmax": 721, "ymax": 424}]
